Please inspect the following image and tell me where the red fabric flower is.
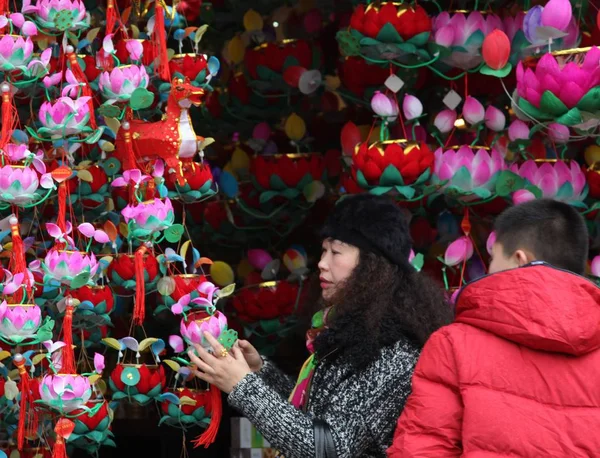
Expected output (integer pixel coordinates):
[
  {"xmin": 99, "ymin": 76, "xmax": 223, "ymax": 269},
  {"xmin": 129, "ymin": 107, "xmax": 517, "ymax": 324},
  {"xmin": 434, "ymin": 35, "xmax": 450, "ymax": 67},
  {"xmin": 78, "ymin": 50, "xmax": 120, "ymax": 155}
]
[
  {"xmin": 71, "ymin": 401, "xmax": 110, "ymax": 431},
  {"xmin": 70, "ymin": 285, "xmax": 114, "ymax": 314},
  {"xmin": 251, "ymin": 154, "xmax": 324, "ymax": 189},
  {"xmin": 352, "ymin": 141, "xmax": 433, "ymax": 186},
  {"xmin": 232, "ymin": 281, "xmax": 299, "ymax": 322},
  {"xmin": 107, "ymin": 253, "xmax": 159, "ymax": 283},
  {"xmin": 169, "ymin": 54, "xmax": 208, "ymax": 81},
  {"xmin": 165, "ymin": 161, "xmax": 213, "ymax": 191},
  {"xmin": 160, "ymin": 388, "xmax": 213, "ymax": 416},
  {"xmin": 110, "ymin": 363, "xmax": 165, "ymax": 394},
  {"xmin": 349, "ymin": 3, "xmax": 432, "ymax": 41},
  {"xmin": 169, "ymin": 274, "xmax": 207, "ymax": 302},
  {"xmin": 244, "ymin": 40, "xmax": 313, "ymax": 80}
]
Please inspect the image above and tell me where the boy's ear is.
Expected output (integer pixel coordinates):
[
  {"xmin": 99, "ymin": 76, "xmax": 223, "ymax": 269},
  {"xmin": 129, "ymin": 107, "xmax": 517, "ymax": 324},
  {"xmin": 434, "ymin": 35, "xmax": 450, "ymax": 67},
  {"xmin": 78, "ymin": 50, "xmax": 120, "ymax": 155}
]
[{"xmin": 515, "ymin": 249, "xmax": 535, "ymax": 266}]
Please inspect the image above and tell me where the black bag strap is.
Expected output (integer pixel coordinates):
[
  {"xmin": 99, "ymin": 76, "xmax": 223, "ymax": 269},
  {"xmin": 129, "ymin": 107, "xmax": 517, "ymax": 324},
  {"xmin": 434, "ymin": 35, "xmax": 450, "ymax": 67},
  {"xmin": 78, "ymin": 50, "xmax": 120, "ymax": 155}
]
[{"xmin": 314, "ymin": 419, "xmax": 337, "ymax": 458}]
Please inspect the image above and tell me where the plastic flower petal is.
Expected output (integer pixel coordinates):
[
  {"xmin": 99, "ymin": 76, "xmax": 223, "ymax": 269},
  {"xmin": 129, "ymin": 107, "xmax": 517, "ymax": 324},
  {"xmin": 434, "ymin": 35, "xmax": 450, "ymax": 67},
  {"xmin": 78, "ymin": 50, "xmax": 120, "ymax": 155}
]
[{"xmin": 444, "ymin": 236, "xmax": 474, "ymax": 267}]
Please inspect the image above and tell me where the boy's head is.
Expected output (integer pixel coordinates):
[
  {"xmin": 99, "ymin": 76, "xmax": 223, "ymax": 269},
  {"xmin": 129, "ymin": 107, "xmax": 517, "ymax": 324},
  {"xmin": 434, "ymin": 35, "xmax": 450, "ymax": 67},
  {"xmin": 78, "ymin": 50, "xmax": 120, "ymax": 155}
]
[{"xmin": 489, "ymin": 199, "xmax": 588, "ymax": 275}]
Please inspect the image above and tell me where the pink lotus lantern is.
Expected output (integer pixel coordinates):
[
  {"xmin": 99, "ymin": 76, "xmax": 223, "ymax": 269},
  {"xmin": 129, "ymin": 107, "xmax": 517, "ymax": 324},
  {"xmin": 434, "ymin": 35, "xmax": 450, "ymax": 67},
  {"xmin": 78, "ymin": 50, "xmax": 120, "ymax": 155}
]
[
  {"xmin": 432, "ymin": 11, "xmax": 504, "ymax": 69},
  {"xmin": 38, "ymin": 96, "xmax": 91, "ymax": 137},
  {"xmin": 22, "ymin": 0, "xmax": 89, "ymax": 33},
  {"xmin": 0, "ymin": 35, "xmax": 34, "ymax": 73},
  {"xmin": 42, "ymin": 250, "xmax": 99, "ymax": 288},
  {"xmin": 121, "ymin": 198, "xmax": 175, "ymax": 239},
  {"xmin": 0, "ymin": 301, "xmax": 42, "ymax": 344},
  {"xmin": 180, "ymin": 310, "xmax": 231, "ymax": 351},
  {"xmin": 38, "ymin": 374, "xmax": 92, "ymax": 413},
  {"xmin": 510, "ymin": 160, "xmax": 587, "ymax": 205},
  {"xmin": 431, "ymin": 146, "xmax": 507, "ymax": 200},
  {"xmin": 515, "ymin": 47, "xmax": 600, "ymax": 125},
  {"xmin": 0, "ymin": 165, "xmax": 53, "ymax": 205},
  {"xmin": 98, "ymin": 65, "xmax": 150, "ymax": 103}
]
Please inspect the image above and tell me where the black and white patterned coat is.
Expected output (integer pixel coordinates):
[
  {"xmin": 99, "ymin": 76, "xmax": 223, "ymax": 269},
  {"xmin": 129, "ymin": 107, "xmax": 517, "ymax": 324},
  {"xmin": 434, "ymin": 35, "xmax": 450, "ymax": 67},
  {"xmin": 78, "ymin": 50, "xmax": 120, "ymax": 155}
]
[{"xmin": 228, "ymin": 338, "xmax": 420, "ymax": 458}]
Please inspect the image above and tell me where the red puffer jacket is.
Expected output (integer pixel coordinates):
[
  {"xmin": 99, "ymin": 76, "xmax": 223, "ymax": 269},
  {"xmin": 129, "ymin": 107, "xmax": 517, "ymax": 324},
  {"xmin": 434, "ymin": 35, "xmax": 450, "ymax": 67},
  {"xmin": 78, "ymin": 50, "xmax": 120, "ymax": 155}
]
[{"xmin": 388, "ymin": 263, "xmax": 600, "ymax": 457}]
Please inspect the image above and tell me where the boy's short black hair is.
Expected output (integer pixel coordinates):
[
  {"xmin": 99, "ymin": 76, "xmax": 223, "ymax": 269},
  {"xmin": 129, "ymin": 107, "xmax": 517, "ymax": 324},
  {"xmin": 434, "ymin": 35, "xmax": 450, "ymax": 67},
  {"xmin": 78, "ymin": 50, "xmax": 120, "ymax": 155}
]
[{"xmin": 494, "ymin": 199, "xmax": 589, "ymax": 274}]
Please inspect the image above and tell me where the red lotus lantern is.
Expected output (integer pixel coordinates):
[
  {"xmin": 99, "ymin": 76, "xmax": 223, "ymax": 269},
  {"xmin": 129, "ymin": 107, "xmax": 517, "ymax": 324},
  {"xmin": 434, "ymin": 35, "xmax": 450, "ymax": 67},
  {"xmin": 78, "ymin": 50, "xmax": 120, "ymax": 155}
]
[
  {"xmin": 107, "ymin": 252, "xmax": 160, "ymax": 293},
  {"xmin": 232, "ymin": 280, "xmax": 299, "ymax": 323},
  {"xmin": 169, "ymin": 54, "xmax": 208, "ymax": 82},
  {"xmin": 244, "ymin": 39, "xmax": 315, "ymax": 81},
  {"xmin": 482, "ymin": 29, "xmax": 511, "ymax": 74},
  {"xmin": 350, "ymin": 140, "xmax": 433, "ymax": 198}
]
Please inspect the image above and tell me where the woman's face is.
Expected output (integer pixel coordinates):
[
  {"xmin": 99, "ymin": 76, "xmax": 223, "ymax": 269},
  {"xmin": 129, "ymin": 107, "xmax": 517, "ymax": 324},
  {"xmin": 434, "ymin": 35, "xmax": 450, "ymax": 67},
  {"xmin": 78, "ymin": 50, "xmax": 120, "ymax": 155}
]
[{"xmin": 318, "ymin": 239, "xmax": 359, "ymax": 301}]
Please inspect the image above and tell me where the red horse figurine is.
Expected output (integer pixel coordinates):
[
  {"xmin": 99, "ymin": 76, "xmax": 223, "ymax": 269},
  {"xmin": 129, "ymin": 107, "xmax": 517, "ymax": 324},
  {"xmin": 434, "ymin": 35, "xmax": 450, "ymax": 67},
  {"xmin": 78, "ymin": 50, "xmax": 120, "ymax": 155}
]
[{"xmin": 113, "ymin": 78, "xmax": 205, "ymax": 184}]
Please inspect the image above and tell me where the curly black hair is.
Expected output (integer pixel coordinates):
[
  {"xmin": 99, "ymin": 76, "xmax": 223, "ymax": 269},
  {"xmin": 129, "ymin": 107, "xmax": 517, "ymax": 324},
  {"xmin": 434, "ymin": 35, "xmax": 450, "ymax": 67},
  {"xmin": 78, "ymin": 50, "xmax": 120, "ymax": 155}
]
[{"xmin": 312, "ymin": 251, "xmax": 453, "ymax": 369}]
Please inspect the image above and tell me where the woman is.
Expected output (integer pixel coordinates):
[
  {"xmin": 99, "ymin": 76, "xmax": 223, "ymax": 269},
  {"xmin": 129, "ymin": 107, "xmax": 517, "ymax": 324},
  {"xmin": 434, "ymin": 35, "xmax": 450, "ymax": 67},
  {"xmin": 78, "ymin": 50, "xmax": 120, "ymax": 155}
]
[{"xmin": 189, "ymin": 194, "xmax": 452, "ymax": 457}]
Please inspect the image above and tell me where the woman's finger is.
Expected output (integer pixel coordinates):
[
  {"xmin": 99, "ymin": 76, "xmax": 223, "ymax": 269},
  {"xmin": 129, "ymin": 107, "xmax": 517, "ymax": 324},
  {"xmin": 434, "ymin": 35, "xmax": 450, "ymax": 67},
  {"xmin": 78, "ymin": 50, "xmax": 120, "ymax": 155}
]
[
  {"xmin": 193, "ymin": 343, "xmax": 218, "ymax": 363},
  {"xmin": 188, "ymin": 347, "xmax": 216, "ymax": 371},
  {"xmin": 203, "ymin": 333, "xmax": 232, "ymax": 359},
  {"xmin": 188, "ymin": 351, "xmax": 216, "ymax": 375},
  {"xmin": 230, "ymin": 345, "xmax": 243, "ymax": 360}
]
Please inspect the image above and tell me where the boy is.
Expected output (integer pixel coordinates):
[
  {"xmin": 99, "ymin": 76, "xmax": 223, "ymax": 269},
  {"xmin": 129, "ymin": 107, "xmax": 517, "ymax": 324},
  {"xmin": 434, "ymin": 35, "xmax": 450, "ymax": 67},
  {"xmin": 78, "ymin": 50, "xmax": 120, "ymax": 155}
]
[{"xmin": 388, "ymin": 199, "xmax": 600, "ymax": 457}]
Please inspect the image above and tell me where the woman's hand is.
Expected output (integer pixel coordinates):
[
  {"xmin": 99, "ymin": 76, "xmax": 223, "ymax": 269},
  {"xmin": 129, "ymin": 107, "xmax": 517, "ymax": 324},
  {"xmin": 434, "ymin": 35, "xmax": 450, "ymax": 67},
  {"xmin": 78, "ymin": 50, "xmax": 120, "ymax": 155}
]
[
  {"xmin": 236, "ymin": 340, "xmax": 263, "ymax": 372},
  {"xmin": 188, "ymin": 333, "xmax": 252, "ymax": 394}
]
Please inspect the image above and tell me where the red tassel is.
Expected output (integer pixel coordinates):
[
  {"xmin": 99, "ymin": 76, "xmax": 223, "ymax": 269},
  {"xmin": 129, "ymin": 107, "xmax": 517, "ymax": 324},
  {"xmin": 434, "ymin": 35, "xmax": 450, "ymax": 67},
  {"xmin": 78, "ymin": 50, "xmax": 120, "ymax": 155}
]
[
  {"xmin": 52, "ymin": 419, "xmax": 75, "ymax": 458},
  {"xmin": 0, "ymin": 0, "xmax": 8, "ymax": 16},
  {"xmin": 9, "ymin": 216, "xmax": 29, "ymax": 302},
  {"xmin": 192, "ymin": 385, "xmax": 222, "ymax": 448},
  {"xmin": 14, "ymin": 354, "xmax": 31, "ymax": 451},
  {"xmin": 133, "ymin": 244, "xmax": 149, "ymax": 325},
  {"xmin": 57, "ymin": 182, "xmax": 67, "ymax": 233},
  {"xmin": 153, "ymin": 0, "xmax": 171, "ymax": 81},
  {"xmin": 0, "ymin": 83, "xmax": 18, "ymax": 151},
  {"xmin": 66, "ymin": 51, "xmax": 97, "ymax": 129},
  {"xmin": 121, "ymin": 121, "xmax": 138, "ymax": 170},
  {"xmin": 105, "ymin": 0, "xmax": 117, "ymax": 35},
  {"xmin": 60, "ymin": 300, "xmax": 76, "ymax": 374}
]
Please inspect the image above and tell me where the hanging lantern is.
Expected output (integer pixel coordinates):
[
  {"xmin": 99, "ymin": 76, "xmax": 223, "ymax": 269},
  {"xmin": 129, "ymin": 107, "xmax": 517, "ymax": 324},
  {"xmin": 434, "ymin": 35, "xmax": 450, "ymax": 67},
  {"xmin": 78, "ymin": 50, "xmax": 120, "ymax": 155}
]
[{"xmin": 350, "ymin": 140, "xmax": 433, "ymax": 199}]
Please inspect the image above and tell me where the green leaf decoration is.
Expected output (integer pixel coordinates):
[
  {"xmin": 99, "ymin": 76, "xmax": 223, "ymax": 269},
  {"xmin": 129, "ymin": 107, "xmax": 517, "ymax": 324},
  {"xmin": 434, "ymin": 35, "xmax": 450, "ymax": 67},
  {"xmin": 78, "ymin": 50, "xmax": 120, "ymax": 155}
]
[
  {"xmin": 414, "ymin": 168, "xmax": 431, "ymax": 186},
  {"xmin": 269, "ymin": 174, "xmax": 287, "ymax": 191},
  {"xmin": 164, "ymin": 224, "xmax": 184, "ymax": 243},
  {"xmin": 129, "ymin": 87, "xmax": 155, "ymax": 111},
  {"xmin": 411, "ymin": 253, "xmax": 424, "ymax": 272},
  {"xmin": 395, "ymin": 185, "xmax": 416, "ymax": 199},
  {"xmin": 396, "ymin": 42, "xmax": 417, "ymax": 54},
  {"xmin": 355, "ymin": 170, "xmax": 369, "ymax": 189},
  {"xmin": 556, "ymin": 107, "xmax": 582, "ymax": 126},
  {"xmin": 84, "ymin": 127, "xmax": 104, "ymax": 145},
  {"xmin": 576, "ymin": 86, "xmax": 600, "ymax": 113},
  {"xmin": 70, "ymin": 271, "xmax": 90, "ymax": 289},
  {"xmin": 369, "ymin": 186, "xmax": 393, "ymax": 195},
  {"xmin": 480, "ymin": 63, "xmax": 513, "ymax": 78},
  {"xmin": 375, "ymin": 22, "xmax": 402, "ymax": 44},
  {"xmin": 539, "ymin": 91, "xmax": 569, "ymax": 117},
  {"xmin": 282, "ymin": 56, "xmax": 300, "ymax": 70},
  {"xmin": 379, "ymin": 165, "xmax": 404, "ymax": 186},
  {"xmin": 556, "ymin": 181, "xmax": 574, "ymax": 199},
  {"xmin": 471, "ymin": 187, "xmax": 492, "ymax": 199},
  {"xmin": 97, "ymin": 104, "xmax": 122, "ymax": 118},
  {"xmin": 359, "ymin": 37, "xmax": 381, "ymax": 47},
  {"xmin": 259, "ymin": 190, "xmax": 280, "ymax": 204},
  {"xmin": 495, "ymin": 170, "xmax": 524, "ymax": 196},
  {"xmin": 281, "ymin": 188, "xmax": 301, "ymax": 200},
  {"xmin": 255, "ymin": 65, "xmax": 278, "ymax": 81},
  {"xmin": 336, "ymin": 31, "xmax": 360, "ymax": 57},
  {"xmin": 451, "ymin": 167, "xmax": 473, "ymax": 192},
  {"xmin": 464, "ymin": 30, "xmax": 484, "ymax": 48},
  {"xmin": 517, "ymin": 97, "xmax": 550, "ymax": 120},
  {"xmin": 407, "ymin": 32, "xmax": 430, "ymax": 47}
]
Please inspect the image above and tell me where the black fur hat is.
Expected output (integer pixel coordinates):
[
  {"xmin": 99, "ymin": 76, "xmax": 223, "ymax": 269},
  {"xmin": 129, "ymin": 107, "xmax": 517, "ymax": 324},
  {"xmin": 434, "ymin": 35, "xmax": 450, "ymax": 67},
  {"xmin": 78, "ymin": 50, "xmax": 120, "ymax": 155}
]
[{"xmin": 320, "ymin": 194, "xmax": 412, "ymax": 268}]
